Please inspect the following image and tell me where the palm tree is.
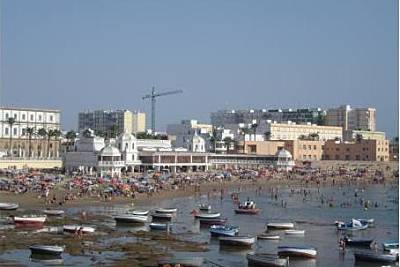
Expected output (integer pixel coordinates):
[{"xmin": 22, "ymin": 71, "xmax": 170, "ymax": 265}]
[
  {"xmin": 26, "ymin": 127, "xmax": 35, "ymax": 158},
  {"xmin": 223, "ymin": 137, "xmax": 234, "ymax": 154},
  {"xmin": 209, "ymin": 126, "xmax": 219, "ymax": 152},
  {"xmin": 355, "ymin": 133, "xmax": 363, "ymax": 143},
  {"xmin": 37, "ymin": 128, "xmax": 47, "ymax": 158},
  {"xmin": 108, "ymin": 125, "xmax": 119, "ymax": 139},
  {"xmin": 7, "ymin": 118, "xmax": 15, "ymax": 157},
  {"xmin": 66, "ymin": 130, "xmax": 76, "ymax": 143}
]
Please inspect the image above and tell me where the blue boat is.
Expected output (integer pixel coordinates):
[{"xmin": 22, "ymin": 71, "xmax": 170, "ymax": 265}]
[
  {"xmin": 337, "ymin": 219, "xmax": 368, "ymax": 231},
  {"xmin": 209, "ymin": 225, "xmax": 239, "ymax": 237}
]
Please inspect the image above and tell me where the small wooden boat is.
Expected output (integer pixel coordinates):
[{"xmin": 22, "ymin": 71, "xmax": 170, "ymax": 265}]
[
  {"xmin": 158, "ymin": 257, "xmax": 203, "ymax": 267},
  {"xmin": 152, "ymin": 213, "xmax": 173, "ymax": 221},
  {"xmin": 354, "ymin": 251, "xmax": 398, "ymax": 263},
  {"xmin": 131, "ymin": 210, "xmax": 149, "ymax": 216},
  {"xmin": 383, "ymin": 241, "xmax": 399, "ymax": 251},
  {"xmin": 155, "ymin": 208, "xmax": 177, "ymax": 214},
  {"xmin": 266, "ymin": 223, "xmax": 294, "ymax": 230},
  {"xmin": 0, "ymin": 202, "xmax": 19, "ymax": 210},
  {"xmin": 14, "ymin": 216, "xmax": 46, "ymax": 226},
  {"xmin": 114, "ymin": 214, "xmax": 148, "ymax": 224},
  {"xmin": 235, "ymin": 200, "xmax": 260, "ymax": 215},
  {"xmin": 63, "ymin": 225, "xmax": 95, "ymax": 234},
  {"xmin": 343, "ymin": 237, "xmax": 373, "ymax": 247},
  {"xmin": 29, "ymin": 245, "xmax": 64, "ymax": 256},
  {"xmin": 209, "ymin": 225, "xmax": 239, "ymax": 237},
  {"xmin": 247, "ymin": 252, "xmax": 289, "ymax": 267},
  {"xmin": 199, "ymin": 204, "xmax": 211, "ymax": 211},
  {"xmin": 43, "ymin": 209, "xmax": 65, "ymax": 216},
  {"xmin": 195, "ymin": 212, "xmax": 221, "ymax": 219},
  {"xmin": 257, "ymin": 234, "xmax": 281, "ymax": 240},
  {"xmin": 149, "ymin": 223, "xmax": 170, "ymax": 231},
  {"xmin": 277, "ymin": 246, "xmax": 317, "ymax": 258},
  {"xmin": 285, "ymin": 229, "xmax": 305, "ymax": 235},
  {"xmin": 199, "ymin": 217, "xmax": 227, "ymax": 226},
  {"xmin": 219, "ymin": 236, "xmax": 255, "ymax": 247}
]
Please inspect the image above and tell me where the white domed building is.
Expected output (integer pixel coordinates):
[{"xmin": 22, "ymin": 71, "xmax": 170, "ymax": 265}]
[
  {"xmin": 98, "ymin": 144, "xmax": 125, "ymax": 178},
  {"xmin": 274, "ymin": 148, "xmax": 295, "ymax": 171},
  {"xmin": 188, "ymin": 132, "xmax": 206, "ymax": 153},
  {"xmin": 117, "ymin": 132, "xmax": 141, "ymax": 172}
]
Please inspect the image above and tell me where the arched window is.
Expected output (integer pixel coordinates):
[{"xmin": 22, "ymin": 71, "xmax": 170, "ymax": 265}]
[{"xmin": 132, "ymin": 143, "xmax": 135, "ymax": 149}]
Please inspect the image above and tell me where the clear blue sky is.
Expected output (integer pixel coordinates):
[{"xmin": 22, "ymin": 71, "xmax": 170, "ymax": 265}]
[{"xmin": 1, "ymin": 0, "xmax": 398, "ymax": 136}]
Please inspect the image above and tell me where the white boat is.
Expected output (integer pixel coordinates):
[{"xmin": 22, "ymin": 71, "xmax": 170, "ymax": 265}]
[
  {"xmin": 194, "ymin": 212, "xmax": 221, "ymax": 219},
  {"xmin": 266, "ymin": 222, "xmax": 294, "ymax": 230},
  {"xmin": 247, "ymin": 252, "xmax": 289, "ymax": 267},
  {"xmin": 199, "ymin": 204, "xmax": 211, "ymax": 211},
  {"xmin": 29, "ymin": 245, "xmax": 64, "ymax": 255},
  {"xmin": 277, "ymin": 246, "xmax": 317, "ymax": 258},
  {"xmin": 152, "ymin": 213, "xmax": 174, "ymax": 220},
  {"xmin": 131, "ymin": 210, "xmax": 149, "ymax": 216},
  {"xmin": 389, "ymin": 248, "xmax": 399, "ymax": 255},
  {"xmin": 149, "ymin": 223, "xmax": 171, "ymax": 231},
  {"xmin": 43, "ymin": 209, "xmax": 65, "ymax": 216},
  {"xmin": 0, "ymin": 202, "xmax": 19, "ymax": 210},
  {"xmin": 219, "ymin": 236, "xmax": 255, "ymax": 247},
  {"xmin": 114, "ymin": 214, "xmax": 148, "ymax": 223},
  {"xmin": 257, "ymin": 234, "xmax": 281, "ymax": 240},
  {"xmin": 63, "ymin": 225, "xmax": 95, "ymax": 234},
  {"xmin": 155, "ymin": 208, "xmax": 177, "ymax": 214},
  {"xmin": 14, "ymin": 216, "xmax": 46, "ymax": 225},
  {"xmin": 284, "ymin": 230, "xmax": 305, "ymax": 235},
  {"xmin": 383, "ymin": 241, "xmax": 399, "ymax": 251}
]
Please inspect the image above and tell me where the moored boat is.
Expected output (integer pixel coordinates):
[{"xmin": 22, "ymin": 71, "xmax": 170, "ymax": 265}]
[
  {"xmin": 219, "ymin": 236, "xmax": 255, "ymax": 247},
  {"xmin": 209, "ymin": 225, "xmax": 239, "ymax": 237},
  {"xmin": 194, "ymin": 212, "xmax": 221, "ymax": 219},
  {"xmin": 131, "ymin": 210, "xmax": 149, "ymax": 216},
  {"xmin": 199, "ymin": 204, "xmax": 211, "ymax": 211},
  {"xmin": 257, "ymin": 234, "xmax": 281, "ymax": 240},
  {"xmin": 43, "ymin": 209, "xmax": 65, "ymax": 216},
  {"xmin": 235, "ymin": 200, "xmax": 260, "ymax": 215},
  {"xmin": 155, "ymin": 208, "xmax": 177, "ymax": 214},
  {"xmin": 152, "ymin": 213, "xmax": 173, "ymax": 221},
  {"xmin": 149, "ymin": 223, "xmax": 171, "ymax": 231},
  {"xmin": 277, "ymin": 246, "xmax": 317, "ymax": 258},
  {"xmin": 13, "ymin": 215, "xmax": 46, "ymax": 226},
  {"xmin": 199, "ymin": 217, "xmax": 227, "ymax": 226},
  {"xmin": 383, "ymin": 241, "xmax": 399, "ymax": 251},
  {"xmin": 354, "ymin": 251, "xmax": 398, "ymax": 263},
  {"xmin": 63, "ymin": 225, "xmax": 95, "ymax": 234},
  {"xmin": 158, "ymin": 257, "xmax": 203, "ymax": 267},
  {"xmin": 285, "ymin": 229, "xmax": 305, "ymax": 235},
  {"xmin": 247, "ymin": 252, "xmax": 289, "ymax": 267},
  {"xmin": 266, "ymin": 223, "xmax": 294, "ymax": 230},
  {"xmin": 357, "ymin": 218, "xmax": 374, "ymax": 226},
  {"xmin": 114, "ymin": 214, "xmax": 148, "ymax": 224},
  {"xmin": 343, "ymin": 236, "xmax": 373, "ymax": 247},
  {"xmin": 337, "ymin": 219, "xmax": 368, "ymax": 231},
  {"xmin": 29, "ymin": 245, "xmax": 64, "ymax": 256},
  {"xmin": 0, "ymin": 202, "xmax": 19, "ymax": 210}
]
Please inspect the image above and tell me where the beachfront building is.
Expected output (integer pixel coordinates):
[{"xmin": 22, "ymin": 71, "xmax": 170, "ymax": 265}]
[
  {"xmin": 78, "ymin": 109, "xmax": 146, "ymax": 136},
  {"xmin": 343, "ymin": 130, "xmax": 386, "ymax": 142},
  {"xmin": 235, "ymin": 140, "xmax": 285, "ymax": 155},
  {"xmin": 323, "ymin": 139, "xmax": 389, "ymax": 161},
  {"xmin": 274, "ymin": 149, "xmax": 296, "ymax": 171},
  {"xmin": 284, "ymin": 140, "xmax": 325, "ymax": 161},
  {"xmin": 167, "ymin": 120, "xmax": 213, "ymax": 151},
  {"xmin": 325, "ymin": 105, "xmax": 376, "ymax": 131},
  {"xmin": 265, "ymin": 121, "xmax": 342, "ymax": 141},
  {"xmin": 0, "ymin": 107, "xmax": 62, "ymax": 169},
  {"xmin": 211, "ymin": 108, "xmax": 326, "ymax": 128}
]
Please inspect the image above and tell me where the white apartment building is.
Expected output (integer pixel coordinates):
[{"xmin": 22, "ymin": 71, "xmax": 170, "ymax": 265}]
[
  {"xmin": 326, "ymin": 105, "xmax": 376, "ymax": 131},
  {"xmin": 266, "ymin": 121, "xmax": 342, "ymax": 141},
  {"xmin": 0, "ymin": 107, "xmax": 60, "ymax": 138}
]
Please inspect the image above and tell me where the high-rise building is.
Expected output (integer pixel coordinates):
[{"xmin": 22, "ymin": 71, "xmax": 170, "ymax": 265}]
[
  {"xmin": 132, "ymin": 112, "xmax": 146, "ymax": 133},
  {"xmin": 211, "ymin": 108, "xmax": 326, "ymax": 128},
  {"xmin": 78, "ymin": 109, "xmax": 136, "ymax": 136},
  {"xmin": 326, "ymin": 105, "xmax": 376, "ymax": 131}
]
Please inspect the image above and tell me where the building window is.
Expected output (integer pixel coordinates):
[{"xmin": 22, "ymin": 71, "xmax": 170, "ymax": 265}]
[
  {"xmin": 303, "ymin": 145, "xmax": 306, "ymax": 149},
  {"xmin": 38, "ymin": 115, "xmax": 42, "ymax": 121},
  {"xmin": 30, "ymin": 114, "xmax": 34, "ymax": 121},
  {"xmin": 13, "ymin": 114, "xmax": 17, "ymax": 119},
  {"xmin": 4, "ymin": 127, "xmax": 8, "ymax": 135},
  {"xmin": 5, "ymin": 113, "xmax": 8, "ymax": 119},
  {"xmin": 22, "ymin": 128, "xmax": 26, "ymax": 136},
  {"xmin": 313, "ymin": 145, "xmax": 317, "ymax": 150},
  {"xmin": 50, "ymin": 115, "xmax": 53, "ymax": 122},
  {"xmin": 13, "ymin": 128, "xmax": 17, "ymax": 136},
  {"xmin": 22, "ymin": 114, "xmax": 26, "ymax": 120}
]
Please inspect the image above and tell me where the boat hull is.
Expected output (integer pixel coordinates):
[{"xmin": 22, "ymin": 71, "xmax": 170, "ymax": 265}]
[
  {"xmin": 247, "ymin": 253, "xmax": 289, "ymax": 267},
  {"xmin": 114, "ymin": 215, "xmax": 148, "ymax": 224},
  {"xmin": 354, "ymin": 252, "xmax": 398, "ymax": 263},
  {"xmin": 235, "ymin": 208, "xmax": 260, "ymax": 215},
  {"xmin": 219, "ymin": 236, "xmax": 255, "ymax": 247},
  {"xmin": 266, "ymin": 223, "xmax": 294, "ymax": 230},
  {"xmin": 0, "ymin": 203, "xmax": 19, "ymax": 210},
  {"xmin": 278, "ymin": 247, "xmax": 317, "ymax": 258},
  {"xmin": 63, "ymin": 225, "xmax": 95, "ymax": 234},
  {"xmin": 14, "ymin": 216, "xmax": 46, "ymax": 226},
  {"xmin": 195, "ymin": 213, "xmax": 221, "ymax": 219},
  {"xmin": 199, "ymin": 218, "xmax": 227, "ymax": 226},
  {"xmin": 29, "ymin": 245, "xmax": 64, "ymax": 256},
  {"xmin": 257, "ymin": 235, "xmax": 281, "ymax": 240}
]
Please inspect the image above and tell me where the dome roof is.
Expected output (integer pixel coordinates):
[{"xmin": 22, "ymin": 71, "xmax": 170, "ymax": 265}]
[
  {"xmin": 276, "ymin": 148, "xmax": 292, "ymax": 159},
  {"xmin": 119, "ymin": 132, "xmax": 136, "ymax": 141},
  {"xmin": 100, "ymin": 145, "xmax": 121, "ymax": 157}
]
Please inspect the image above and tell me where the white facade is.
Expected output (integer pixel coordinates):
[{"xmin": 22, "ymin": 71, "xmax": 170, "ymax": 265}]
[
  {"xmin": 0, "ymin": 107, "xmax": 60, "ymax": 139},
  {"xmin": 167, "ymin": 119, "xmax": 213, "ymax": 151}
]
